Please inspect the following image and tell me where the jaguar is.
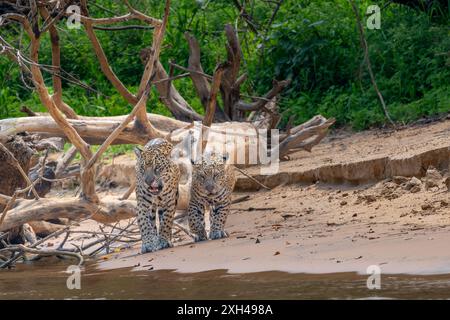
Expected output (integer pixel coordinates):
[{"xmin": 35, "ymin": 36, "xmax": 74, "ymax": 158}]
[
  {"xmin": 135, "ymin": 138, "xmax": 180, "ymax": 253},
  {"xmin": 188, "ymin": 152, "xmax": 235, "ymax": 241}
]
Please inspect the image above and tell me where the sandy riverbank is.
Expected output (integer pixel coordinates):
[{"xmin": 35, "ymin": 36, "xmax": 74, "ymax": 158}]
[{"xmin": 90, "ymin": 119, "xmax": 450, "ymax": 275}]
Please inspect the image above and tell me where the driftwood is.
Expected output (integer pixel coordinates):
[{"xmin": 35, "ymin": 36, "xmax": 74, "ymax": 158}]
[
  {"xmin": 0, "ymin": 0, "xmax": 334, "ymax": 265},
  {"xmin": 0, "ymin": 114, "xmax": 333, "ymax": 164},
  {"xmin": 0, "ymin": 244, "xmax": 83, "ymax": 265},
  {"xmin": 0, "ymin": 220, "xmax": 78, "ymax": 268},
  {"xmin": 28, "ymin": 220, "xmax": 66, "ymax": 237}
]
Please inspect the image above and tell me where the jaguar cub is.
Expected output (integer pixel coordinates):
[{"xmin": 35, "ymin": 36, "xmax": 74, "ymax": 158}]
[
  {"xmin": 135, "ymin": 138, "xmax": 180, "ymax": 253},
  {"xmin": 188, "ymin": 153, "xmax": 235, "ymax": 241}
]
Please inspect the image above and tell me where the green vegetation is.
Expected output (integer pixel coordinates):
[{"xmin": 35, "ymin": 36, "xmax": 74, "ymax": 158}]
[
  {"xmin": 0, "ymin": 0, "xmax": 448, "ymax": 130},
  {"xmin": 61, "ymin": 143, "xmax": 135, "ymax": 163}
]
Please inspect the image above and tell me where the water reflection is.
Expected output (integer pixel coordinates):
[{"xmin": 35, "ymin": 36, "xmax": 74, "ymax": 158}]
[{"xmin": 1, "ymin": 262, "xmax": 450, "ymax": 299}]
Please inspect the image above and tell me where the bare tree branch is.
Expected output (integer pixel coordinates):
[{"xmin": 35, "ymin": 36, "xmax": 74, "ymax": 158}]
[
  {"xmin": 39, "ymin": 6, "xmax": 78, "ymax": 119},
  {"xmin": 0, "ymin": 244, "xmax": 83, "ymax": 265},
  {"xmin": 80, "ymin": 0, "xmax": 138, "ymax": 105},
  {"xmin": 135, "ymin": 0, "xmax": 171, "ymax": 131},
  {"xmin": 185, "ymin": 32, "xmax": 229, "ymax": 122},
  {"xmin": 201, "ymin": 63, "xmax": 226, "ymax": 152},
  {"xmin": 84, "ymin": 88, "xmax": 163, "ymax": 171},
  {"xmin": 203, "ymin": 64, "xmax": 227, "ymax": 127},
  {"xmin": 93, "ymin": 25, "xmax": 154, "ymax": 31},
  {"xmin": 236, "ymin": 79, "xmax": 290, "ymax": 112}
]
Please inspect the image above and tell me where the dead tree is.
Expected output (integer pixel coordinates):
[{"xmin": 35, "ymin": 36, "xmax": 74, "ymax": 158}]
[{"xmin": 0, "ymin": 0, "xmax": 334, "ymax": 234}]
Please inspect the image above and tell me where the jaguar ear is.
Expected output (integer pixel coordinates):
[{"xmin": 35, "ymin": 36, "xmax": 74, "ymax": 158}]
[
  {"xmin": 165, "ymin": 143, "xmax": 174, "ymax": 157},
  {"xmin": 190, "ymin": 157, "xmax": 201, "ymax": 168},
  {"xmin": 134, "ymin": 146, "xmax": 143, "ymax": 159},
  {"xmin": 222, "ymin": 152, "xmax": 229, "ymax": 162}
]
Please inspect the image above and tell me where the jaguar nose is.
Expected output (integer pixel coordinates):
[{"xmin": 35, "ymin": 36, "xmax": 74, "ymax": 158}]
[
  {"xmin": 205, "ymin": 183, "xmax": 214, "ymax": 194},
  {"xmin": 145, "ymin": 176, "xmax": 154, "ymax": 187}
]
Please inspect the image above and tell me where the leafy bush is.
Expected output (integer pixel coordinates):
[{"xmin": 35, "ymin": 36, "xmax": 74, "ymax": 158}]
[{"xmin": 251, "ymin": 0, "xmax": 450, "ymax": 129}]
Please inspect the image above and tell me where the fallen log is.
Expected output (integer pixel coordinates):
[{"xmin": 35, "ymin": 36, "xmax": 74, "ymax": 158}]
[
  {"xmin": 0, "ymin": 114, "xmax": 334, "ymax": 165},
  {"xmin": 0, "ymin": 197, "xmax": 139, "ymax": 232},
  {"xmin": 28, "ymin": 220, "xmax": 65, "ymax": 237}
]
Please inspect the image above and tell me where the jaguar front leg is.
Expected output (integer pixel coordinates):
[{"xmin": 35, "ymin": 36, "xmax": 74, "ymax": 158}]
[
  {"xmin": 136, "ymin": 202, "xmax": 159, "ymax": 253},
  {"xmin": 209, "ymin": 199, "xmax": 231, "ymax": 240},
  {"xmin": 158, "ymin": 194, "xmax": 177, "ymax": 250},
  {"xmin": 188, "ymin": 195, "xmax": 207, "ymax": 242}
]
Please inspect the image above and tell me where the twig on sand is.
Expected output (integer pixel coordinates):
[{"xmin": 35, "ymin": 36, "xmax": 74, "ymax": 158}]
[
  {"xmin": 245, "ymin": 207, "xmax": 276, "ymax": 211},
  {"xmin": 0, "ymin": 244, "xmax": 83, "ymax": 266},
  {"xmin": 0, "ymin": 218, "xmax": 91, "ymax": 268},
  {"xmin": 57, "ymin": 230, "xmax": 71, "ymax": 250},
  {"xmin": 173, "ymin": 221, "xmax": 195, "ymax": 239},
  {"xmin": 232, "ymin": 195, "xmax": 250, "ymax": 204},
  {"xmin": 86, "ymin": 218, "xmax": 138, "ymax": 257},
  {"xmin": 233, "ymin": 166, "xmax": 271, "ymax": 190}
]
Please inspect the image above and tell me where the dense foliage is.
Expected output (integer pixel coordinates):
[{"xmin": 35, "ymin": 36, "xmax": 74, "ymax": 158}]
[{"xmin": 0, "ymin": 0, "xmax": 448, "ymax": 130}]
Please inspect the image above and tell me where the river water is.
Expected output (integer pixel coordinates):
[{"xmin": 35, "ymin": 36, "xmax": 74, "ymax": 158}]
[{"xmin": 1, "ymin": 261, "xmax": 450, "ymax": 299}]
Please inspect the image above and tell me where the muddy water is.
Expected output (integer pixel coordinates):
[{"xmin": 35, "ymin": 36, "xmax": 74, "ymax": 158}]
[{"xmin": 1, "ymin": 262, "xmax": 450, "ymax": 299}]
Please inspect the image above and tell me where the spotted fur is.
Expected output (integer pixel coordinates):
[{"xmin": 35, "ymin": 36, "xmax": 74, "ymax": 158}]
[
  {"xmin": 135, "ymin": 138, "xmax": 180, "ymax": 253},
  {"xmin": 188, "ymin": 153, "xmax": 235, "ymax": 241}
]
